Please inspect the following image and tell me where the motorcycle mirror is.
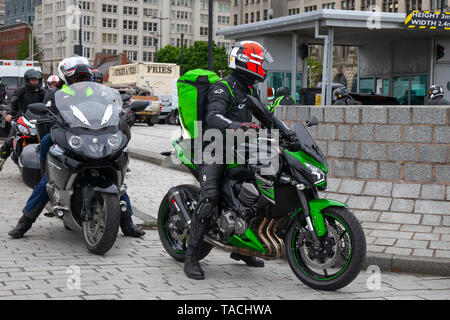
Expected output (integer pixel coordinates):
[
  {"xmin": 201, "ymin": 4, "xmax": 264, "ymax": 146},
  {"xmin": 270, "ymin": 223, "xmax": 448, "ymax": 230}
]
[
  {"xmin": 121, "ymin": 94, "xmax": 131, "ymax": 102},
  {"xmin": 130, "ymin": 100, "xmax": 148, "ymax": 113},
  {"xmin": 28, "ymin": 103, "xmax": 47, "ymax": 115},
  {"xmin": 305, "ymin": 115, "xmax": 319, "ymax": 127}
]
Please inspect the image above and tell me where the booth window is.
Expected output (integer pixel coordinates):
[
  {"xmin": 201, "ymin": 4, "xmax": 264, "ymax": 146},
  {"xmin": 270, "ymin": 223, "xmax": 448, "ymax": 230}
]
[
  {"xmin": 360, "ymin": 77, "xmax": 374, "ymax": 93},
  {"xmin": 268, "ymin": 72, "xmax": 302, "ymax": 102},
  {"xmin": 393, "ymin": 75, "xmax": 427, "ymax": 105}
]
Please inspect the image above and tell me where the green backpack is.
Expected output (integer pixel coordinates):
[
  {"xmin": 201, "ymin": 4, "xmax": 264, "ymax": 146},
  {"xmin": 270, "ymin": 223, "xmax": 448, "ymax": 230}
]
[{"xmin": 177, "ymin": 69, "xmax": 234, "ymax": 139}]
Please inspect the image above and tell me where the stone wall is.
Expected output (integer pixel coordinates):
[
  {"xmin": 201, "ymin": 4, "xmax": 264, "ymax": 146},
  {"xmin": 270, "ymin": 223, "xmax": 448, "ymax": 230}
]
[{"xmin": 274, "ymin": 105, "xmax": 450, "ymax": 259}]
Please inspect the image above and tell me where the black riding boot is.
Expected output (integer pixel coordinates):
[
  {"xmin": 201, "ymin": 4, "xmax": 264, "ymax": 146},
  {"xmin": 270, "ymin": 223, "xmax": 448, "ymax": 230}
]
[
  {"xmin": 184, "ymin": 215, "xmax": 211, "ymax": 280},
  {"xmin": 8, "ymin": 215, "xmax": 35, "ymax": 239},
  {"xmin": 184, "ymin": 246, "xmax": 205, "ymax": 280},
  {"xmin": 120, "ymin": 215, "xmax": 145, "ymax": 238},
  {"xmin": 230, "ymin": 253, "xmax": 265, "ymax": 267}
]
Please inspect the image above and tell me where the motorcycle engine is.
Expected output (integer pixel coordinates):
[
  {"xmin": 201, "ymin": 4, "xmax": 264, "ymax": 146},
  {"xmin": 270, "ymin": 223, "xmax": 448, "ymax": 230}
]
[{"xmin": 218, "ymin": 208, "xmax": 247, "ymax": 237}]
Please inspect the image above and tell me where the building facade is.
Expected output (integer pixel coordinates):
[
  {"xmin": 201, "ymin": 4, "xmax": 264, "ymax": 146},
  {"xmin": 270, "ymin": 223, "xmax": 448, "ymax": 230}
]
[
  {"xmin": 34, "ymin": 0, "xmax": 234, "ymax": 75},
  {"xmin": 0, "ymin": 0, "xmax": 6, "ymax": 26},
  {"xmin": 231, "ymin": 0, "xmax": 445, "ymax": 92},
  {"xmin": 0, "ymin": 24, "xmax": 30, "ymax": 60},
  {"xmin": 4, "ymin": 0, "xmax": 40, "ymax": 26}
]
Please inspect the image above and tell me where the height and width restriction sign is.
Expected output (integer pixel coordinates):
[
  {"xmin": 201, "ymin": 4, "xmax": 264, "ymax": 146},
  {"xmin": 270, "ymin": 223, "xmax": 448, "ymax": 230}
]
[{"xmin": 405, "ymin": 11, "xmax": 450, "ymax": 30}]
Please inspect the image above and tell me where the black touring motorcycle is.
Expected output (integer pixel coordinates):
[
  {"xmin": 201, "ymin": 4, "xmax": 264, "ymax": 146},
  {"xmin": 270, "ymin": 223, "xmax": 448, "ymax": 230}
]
[
  {"xmin": 29, "ymin": 82, "xmax": 146, "ymax": 255},
  {"xmin": 158, "ymin": 96, "xmax": 366, "ymax": 291}
]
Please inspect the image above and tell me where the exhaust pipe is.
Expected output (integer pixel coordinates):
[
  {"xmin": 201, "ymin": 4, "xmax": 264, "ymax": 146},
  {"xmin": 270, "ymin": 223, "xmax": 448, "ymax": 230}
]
[
  {"xmin": 168, "ymin": 187, "xmax": 191, "ymax": 226},
  {"xmin": 204, "ymin": 235, "xmax": 279, "ymax": 261}
]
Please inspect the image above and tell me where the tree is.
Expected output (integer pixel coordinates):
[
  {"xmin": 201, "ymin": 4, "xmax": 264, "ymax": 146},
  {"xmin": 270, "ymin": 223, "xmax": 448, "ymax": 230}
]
[
  {"xmin": 156, "ymin": 41, "xmax": 230, "ymax": 76},
  {"xmin": 306, "ymin": 57, "xmax": 322, "ymax": 88},
  {"xmin": 156, "ymin": 45, "xmax": 181, "ymax": 64},
  {"xmin": 16, "ymin": 33, "xmax": 41, "ymax": 61}
]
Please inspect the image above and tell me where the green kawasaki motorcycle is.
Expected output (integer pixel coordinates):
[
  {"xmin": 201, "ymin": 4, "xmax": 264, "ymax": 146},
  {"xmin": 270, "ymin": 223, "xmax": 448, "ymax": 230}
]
[{"xmin": 158, "ymin": 96, "xmax": 366, "ymax": 291}]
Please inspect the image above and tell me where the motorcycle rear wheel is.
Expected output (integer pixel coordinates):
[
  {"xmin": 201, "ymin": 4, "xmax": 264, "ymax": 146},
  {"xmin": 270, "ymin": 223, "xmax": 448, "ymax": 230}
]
[
  {"xmin": 286, "ymin": 206, "xmax": 366, "ymax": 291},
  {"xmin": 158, "ymin": 184, "xmax": 213, "ymax": 262},
  {"xmin": 82, "ymin": 192, "xmax": 120, "ymax": 255}
]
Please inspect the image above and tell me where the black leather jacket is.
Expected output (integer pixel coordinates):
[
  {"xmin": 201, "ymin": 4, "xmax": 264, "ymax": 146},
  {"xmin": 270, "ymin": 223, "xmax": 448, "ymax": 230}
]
[
  {"xmin": 205, "ymin": 72, "xmax": 259, "ymax": 132},
  {"xmin": 7, "ymin": 84, "xmax": 47, "ymax": 119},
  {"xmin": 428, "ymin": 97, "xmax": 449, "ymax": 105}
]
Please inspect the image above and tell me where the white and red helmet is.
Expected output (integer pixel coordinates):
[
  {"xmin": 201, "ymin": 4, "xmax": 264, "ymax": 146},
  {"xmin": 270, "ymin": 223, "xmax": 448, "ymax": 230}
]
[
  {"xmin": 228, "ymin": 41, "xmax": 273, "ymax": 82},
  {"xmin": 47, "ymin": 75, "xmax": 60, "ymax": 84},
  {"xmin": 58, "ymin": 56, "xmax": 94, "ymax": 85}
]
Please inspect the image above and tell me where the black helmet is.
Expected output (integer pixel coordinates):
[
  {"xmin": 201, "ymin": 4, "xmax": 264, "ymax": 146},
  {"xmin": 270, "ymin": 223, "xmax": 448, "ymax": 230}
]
[
  {"xmin": 276, "ymin": 87, "xmax": 290, "ymax": 97},
  {"xmin": 24, "ymin": 69, "xmax": 43, "ymax": 92},
  {"xmin": 333, "ymin": 87, "xmax": 349, "ymax": 101},
  {"xmin": 429, "ymin": 85, "xmax": 444, "ymax": 100}
]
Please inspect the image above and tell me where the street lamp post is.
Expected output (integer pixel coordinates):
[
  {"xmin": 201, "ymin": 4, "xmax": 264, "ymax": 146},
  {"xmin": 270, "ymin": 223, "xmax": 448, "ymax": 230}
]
[
  {"xmin": 16, "ymin": 19, "xmax": 33, "ymax": 61},
  {"xmin": 146, "ymin": 12, "xmax": 168, "ymax": 61}
]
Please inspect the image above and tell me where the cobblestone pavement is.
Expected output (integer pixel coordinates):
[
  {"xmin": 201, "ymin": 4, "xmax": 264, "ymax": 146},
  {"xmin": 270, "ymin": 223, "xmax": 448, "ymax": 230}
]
[{"xmin": 0, "ymin": 152, "xmax": 449, "ymax": 300}]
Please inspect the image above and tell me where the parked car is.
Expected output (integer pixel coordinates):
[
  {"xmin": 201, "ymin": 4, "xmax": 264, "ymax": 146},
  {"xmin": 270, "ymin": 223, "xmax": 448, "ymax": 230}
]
[
  {"xmin": 133, "ymin": 97, "xmax": 161, "ymax": 126},
  {"xmin": 158, "ymin": 95, "xmax": 177, "ymax": 124},
  {"xmin": 298, "ymin": 88, "xmax": 400, "ymax": 105},
  {"xmin": 348, "ymin": 93, "xmax": 400, "ymax": 105}
]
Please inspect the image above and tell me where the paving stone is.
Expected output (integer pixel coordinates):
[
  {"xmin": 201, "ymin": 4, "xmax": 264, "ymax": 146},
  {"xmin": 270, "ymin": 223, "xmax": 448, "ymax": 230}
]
[
  {"xmin": 379, "ymin": 212, "xmax": 422, "ymax": 224},
  {"xmin": 373, "ymin": 197, "xmax": 392, "ymax": 211},
  {"xmin": 415, "ymin": 200, "xmax": 450, "ymax": 215},
  {"xmin": 390, "ymin": 199, "xmax": 415, "ymax": 213},
  {"xmin": 353, "ymin": 210, "xmax": 381, "ymax": 222},
  {"xmin": 401, "ymin": 225, "xmax": 433, "ymax": 233},
  {"xmin": 363, "ymin": 181, "xmax": 393, "ymax": 197},
  {"xmin": 420, "ymin": 184, "xmax": 446, "ymax": 200},
  {"xmin": 421, "ymin": 215, "xmax": 442, "ymax": 226},
  {"xmin": 395, "ymin": 239, "xmax": 429, "ymax": 249},
  {"xmin": 346, "ymin": 196, "xmax": 375, "ymax": 209},
  {"xmin": 392, "ymin": 183, "xmax": 421, "ymax": 199},
  {"xmin": 385, "ymin": 247, "xmax": 413, "ymax": 255}
]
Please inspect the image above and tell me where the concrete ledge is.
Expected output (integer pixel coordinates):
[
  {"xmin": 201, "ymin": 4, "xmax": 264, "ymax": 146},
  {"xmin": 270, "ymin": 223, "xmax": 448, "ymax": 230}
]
[{"xmin": 363, "ymin": 253, "xmax": 450, "ymax": 276}]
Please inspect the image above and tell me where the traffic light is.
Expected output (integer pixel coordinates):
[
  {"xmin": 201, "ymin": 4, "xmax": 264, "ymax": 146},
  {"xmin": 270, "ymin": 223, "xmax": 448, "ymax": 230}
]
[{"xmin": 437, "ymin": 44, "xmax": 445, "ymax": 60}]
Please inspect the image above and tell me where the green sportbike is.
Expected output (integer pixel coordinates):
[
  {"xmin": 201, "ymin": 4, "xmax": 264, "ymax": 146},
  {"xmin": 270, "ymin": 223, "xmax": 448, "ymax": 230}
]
[{"xmin": 158, "ymin": 95, "xmax": 366, "ymax": 291}]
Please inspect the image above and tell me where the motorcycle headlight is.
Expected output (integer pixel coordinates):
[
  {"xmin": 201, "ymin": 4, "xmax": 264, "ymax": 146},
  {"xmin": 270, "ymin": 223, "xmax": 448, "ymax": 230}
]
[
  {"xmin": 17, "ymin": 124, "xmax": 29, "ymax": 135},
  {"xmin": 29, "ymin": 127, "xmax": 37, "ymax": 136},
  {"xmin": 68, "ymin": 135, "xmax": 83, "ymax": 150},
  {"xmin": 304, "ymin": 162, "xmax": 326, "ymax": 185},
  {"xmin": 107, "ymin": 133, "xmax": 123, "ymax": 149}
]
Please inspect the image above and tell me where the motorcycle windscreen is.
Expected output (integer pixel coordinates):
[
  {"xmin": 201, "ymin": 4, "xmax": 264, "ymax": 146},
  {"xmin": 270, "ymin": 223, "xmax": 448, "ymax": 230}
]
[
  {"xmin": 54, "ymin": 82, "xmax": 122, "ymax": 129},
  {"xmin": 293, "ymin": 121, "xmax": 327, "ymax": 166}
]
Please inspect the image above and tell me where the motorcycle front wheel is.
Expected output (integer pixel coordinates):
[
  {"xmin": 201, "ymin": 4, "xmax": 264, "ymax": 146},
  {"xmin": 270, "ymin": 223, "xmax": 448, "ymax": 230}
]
[
  {"xmin": 286, "ymin": 206, "xmax": 366, "ymax": 291},
  {"xmin": 82, "ymin": 192, "xmax": 120, "ymax": 255}
]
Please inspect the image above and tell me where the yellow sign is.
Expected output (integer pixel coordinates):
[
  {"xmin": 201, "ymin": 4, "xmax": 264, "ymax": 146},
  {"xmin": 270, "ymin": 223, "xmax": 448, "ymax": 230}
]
[
  {"xmin": 405, "ymin": 10, "xmax": 450, "ymax": 30},
  {"xmin": 315, "ymin": 94, "xmax": 322, "ymax": 106}
]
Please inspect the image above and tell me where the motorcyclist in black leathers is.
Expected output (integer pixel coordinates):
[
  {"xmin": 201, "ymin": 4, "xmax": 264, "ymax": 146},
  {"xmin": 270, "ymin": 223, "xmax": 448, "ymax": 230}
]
[
  {"xmin": 0, "ymin": 77, "xmax": 7, "ymax": 104},
  {"xmin": 332, "ymin": 87, "xmax": 360, "ymax": 105},
  {"xmin": 184, "ymin": 41, "xmax": 300, "ymax": 280},
  {"xmin": 0, "ymin": 70, "xmax": 47, "ymax": 171}
]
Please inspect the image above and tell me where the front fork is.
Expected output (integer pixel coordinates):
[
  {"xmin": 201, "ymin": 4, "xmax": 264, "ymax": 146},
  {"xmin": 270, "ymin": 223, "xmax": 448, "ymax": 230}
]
[{"xmin": 295, "ymin": 187, "xmax": 324, "ymax": 242}]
